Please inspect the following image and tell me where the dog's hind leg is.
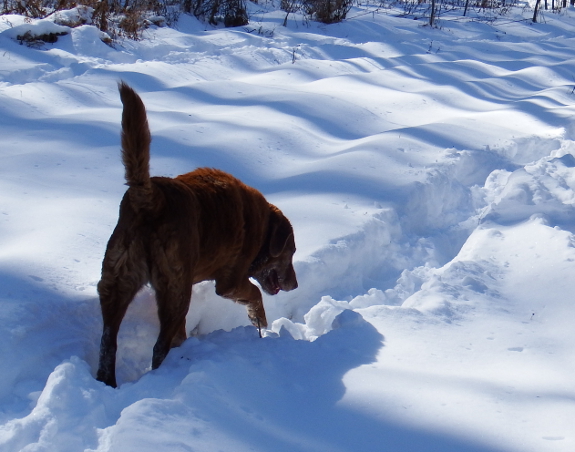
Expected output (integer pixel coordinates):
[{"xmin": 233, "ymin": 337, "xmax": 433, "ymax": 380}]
[
  {"xmin": 150, "ymin": 269, "xmax": 193, "ymax": 370},
  {"xmin": 96, "ymin": 240, "xmax": 147, "ymax": 387}
]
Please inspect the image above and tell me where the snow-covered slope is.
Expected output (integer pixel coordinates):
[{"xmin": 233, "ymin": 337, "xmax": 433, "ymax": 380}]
[{"xmin": 0, "ymin": 5, "xmax": 574, "ymax": 451}]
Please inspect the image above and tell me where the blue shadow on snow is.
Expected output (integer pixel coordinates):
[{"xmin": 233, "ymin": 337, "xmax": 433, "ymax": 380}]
[{"xmin": 137, "ymin": 310, "xmax": 510, "ymax": 452}]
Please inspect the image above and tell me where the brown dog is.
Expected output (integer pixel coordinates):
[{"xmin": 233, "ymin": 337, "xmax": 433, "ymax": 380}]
[{"xmin": 96, "ymin": 82, "xmax": 298, "ymax": 387}]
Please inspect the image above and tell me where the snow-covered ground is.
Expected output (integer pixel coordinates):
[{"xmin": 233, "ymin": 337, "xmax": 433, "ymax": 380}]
[{"xmin": 1, "ymin": 4, "xmax": 575, "ymax": 451}]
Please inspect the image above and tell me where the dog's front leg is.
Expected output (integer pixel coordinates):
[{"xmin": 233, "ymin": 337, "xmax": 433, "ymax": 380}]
[{"xmin": 215, "ymin": 279, "xmax": 268, "ymax": 330}]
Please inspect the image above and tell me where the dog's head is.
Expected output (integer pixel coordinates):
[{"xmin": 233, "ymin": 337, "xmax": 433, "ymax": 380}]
[{"xmin": 250, "ymin": 205, "xmax": 298, "ymax": 295}]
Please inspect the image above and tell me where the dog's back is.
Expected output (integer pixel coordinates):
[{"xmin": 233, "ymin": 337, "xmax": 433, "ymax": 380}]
[{"xmin": 174, "ymin": 168, "xmax": 270, "ymax": 282}]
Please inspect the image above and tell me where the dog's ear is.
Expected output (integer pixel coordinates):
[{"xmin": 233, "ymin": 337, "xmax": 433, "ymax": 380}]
[{"xmin": 269, "ymin": 207, "xmax": 294, "ymax": 258}]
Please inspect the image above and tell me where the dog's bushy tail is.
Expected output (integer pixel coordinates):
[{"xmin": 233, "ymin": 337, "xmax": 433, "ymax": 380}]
[{"xmin": 118, "ymin": 81, "xmax": 153, "ymax": 208}]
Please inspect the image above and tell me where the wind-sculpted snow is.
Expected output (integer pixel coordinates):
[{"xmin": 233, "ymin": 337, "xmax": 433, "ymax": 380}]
[{"xmin": 1, "ymin": 6, "xmax": 575, "ymax": 452}]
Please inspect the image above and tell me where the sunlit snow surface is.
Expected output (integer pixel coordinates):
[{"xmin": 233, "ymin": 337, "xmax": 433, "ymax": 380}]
[{"xmin": 1, "ymin": 5, "xmax": 574, "ymax": 451}]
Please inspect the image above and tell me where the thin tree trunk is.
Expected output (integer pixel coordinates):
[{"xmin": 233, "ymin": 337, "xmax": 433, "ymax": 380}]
[{"xmin": 532, "ymin": 0, "xmax": 541, "ymax": 22}]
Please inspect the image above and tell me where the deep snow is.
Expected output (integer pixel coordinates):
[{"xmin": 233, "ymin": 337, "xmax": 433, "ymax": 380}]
[{"xmin": 0, "ymin": 4, "xmax": 574, "ymax": 451}]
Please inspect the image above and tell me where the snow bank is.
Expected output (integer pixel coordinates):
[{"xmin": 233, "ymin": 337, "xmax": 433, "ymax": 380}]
[{"xmin": 1, "ymin": 311, "xmax": 384, "ymax": 452}]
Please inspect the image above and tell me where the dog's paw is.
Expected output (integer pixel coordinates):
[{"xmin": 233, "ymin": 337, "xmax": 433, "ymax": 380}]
[{"xmin": 248, "ymin": 309, "xmax": 268, "ymax": 329}]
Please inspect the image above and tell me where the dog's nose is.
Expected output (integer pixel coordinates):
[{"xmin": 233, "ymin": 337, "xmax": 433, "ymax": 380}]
[
  {"xmin": 285, "ymin": 267, "xmax": 298, "ymax": 291},
  {"xmin": 292, "ymin": 275, "xmax": 298, "ymax": 290}
]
